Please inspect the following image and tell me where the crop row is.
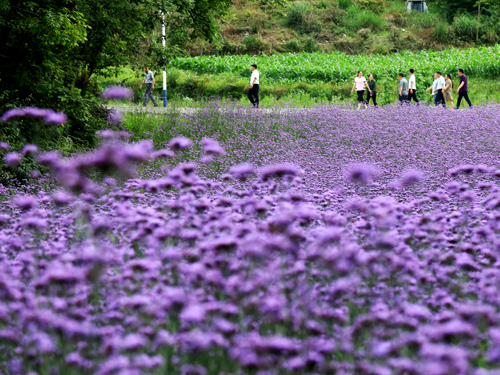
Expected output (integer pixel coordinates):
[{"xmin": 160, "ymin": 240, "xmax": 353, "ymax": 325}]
[{"xmin": 171, "ymin": 45, "xmax": 500, "ymax": 83}]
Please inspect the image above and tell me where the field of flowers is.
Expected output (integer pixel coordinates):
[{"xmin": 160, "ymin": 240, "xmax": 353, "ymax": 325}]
[
  {"xmin": 2, "ymin": 102, "xmax": 500, "ymax": 375},
  {"xmin": 171, "ymin": 45, "xmax": 500, "ymax": 83}
]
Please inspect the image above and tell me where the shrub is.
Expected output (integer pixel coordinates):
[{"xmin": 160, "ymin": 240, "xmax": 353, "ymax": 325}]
[
  {"xmin": 414, "ymin": 13, "xmax": 439, "ymax": 29},
  {"xmin": 356, "ymin": 0, "xmax": 384, "ymax": 14},
  {"xmin": 316, "ymin": 0, "xmax": 329, "ymax": 9},
  {"xmin": 453, "ymin": 14, "xmax": 479, "ymax": 41},
  {"xmin": 167, "ymin": 69, "xmax": 181, "ymax": 89},
  {"xmin": 243, "ymin": 35, "xmax": 269, "ymax": 51},
  {"xmin": 356, "ymin": 11, "xmax": 386, "ymax": 30},
  {"xmin": 283, "ymin": 39, "xmax": 301, "ymax": 51},
  {"xmin": 303, "ymin": 38, "xmax": 319, "ymax": 52},
  {"xmin": 338, "ymin": 0, "xmax": 353, "ymax": 10},
  {"xmin": 285, "ymin": 3, "xmax": 310, "ymax": 28},
  {"xmin": 433, "ymin": 21, "xmax": 450, "ymax": 42}
]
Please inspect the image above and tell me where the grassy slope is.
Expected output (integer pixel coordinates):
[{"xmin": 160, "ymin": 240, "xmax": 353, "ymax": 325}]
[{"xmin": 186, "ymin": 0, "xmax": 498, "ymax": 56}]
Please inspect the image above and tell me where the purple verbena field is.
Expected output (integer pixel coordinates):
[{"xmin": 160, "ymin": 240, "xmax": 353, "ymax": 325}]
[{"xmin": 2, "ymin": 102, "xmax": 500, "ymax": 375}]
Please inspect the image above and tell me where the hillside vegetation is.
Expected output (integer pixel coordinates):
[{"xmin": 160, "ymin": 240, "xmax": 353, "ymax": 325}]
[{"xmin": 186, "ymin": 0, "xmax": 499, "ymax": 56}]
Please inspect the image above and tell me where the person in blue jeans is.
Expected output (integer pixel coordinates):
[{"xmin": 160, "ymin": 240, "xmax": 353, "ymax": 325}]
[
  {"xmin": 456, "ymin": 68, "xmax": 472, "ymax": 109},
  {"xmin": 140, "ymin": 66, "xmax": 158, "ymax": 107}
]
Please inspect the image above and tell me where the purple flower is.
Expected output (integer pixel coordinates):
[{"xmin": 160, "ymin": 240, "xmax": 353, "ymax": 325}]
[
  {"xmin": 1, "ymin": 108, "xmax": 25, "ymax": 122},
  {"xmin": 201, "ymin": 138, "xmax": 225, "ymax": 155},
  {"xmin": 102, "ymin": 86, "xmax": 134, "ymax": 100},
  {"xmin": 107, "ymin": 110, "xmax": 123, "ymax": 124},
  {"xmin": 230, "ymin": 163, "xmax": 255, "ymax": 180},
  {"xmin": 21, "ymin": 144, "xmax": 38, "ymax": 156},
  {"xmin": 345, "ymin": 163, "xmax": 379, "ymax": 185},
  {"xmin": 260, "ymin": 164, "xmax": 303, "ymax": 181},
  {"xmin": 44, "ymin": 111, "xmax": 67, "ymax": 124},
  {"xmin": 400, "ymin": 169, "xmax": 424, "ymax": 186},
  {"xmin": 0, "ymin": 142, "xmax": 9, "ymax": 150},
  {"xmin": 13, "ymin": 195, "xmax": 37, "ymax": 210},
  {"xmin": 120, "ymin": 333, "xmax": 148, "ymax": 350},
  {"xmin": 4, "ymin": 152, "xmax": 23, "ymax": 167},
  {"xmin": 181, "ymin": 364, "xmax": 207, "ymax": 375},
  {"xmin": 168, "ymin": 136, "xmax": 193, "ymax": 151}
]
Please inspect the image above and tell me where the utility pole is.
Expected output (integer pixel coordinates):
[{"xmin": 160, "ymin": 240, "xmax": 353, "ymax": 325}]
[{"xmin": 162, "ymin": 12, "xmax": 167, "ymax": 107}]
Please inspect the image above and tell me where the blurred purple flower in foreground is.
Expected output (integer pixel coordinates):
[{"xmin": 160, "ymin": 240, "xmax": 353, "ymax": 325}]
[
  {"xmin": 101, "ymin": 86, "xmax": 134, "ymax": 100},
  {"xmin": 260, "ymin": 164, "xmax": 303, "ymax": 181},
  {"xmin": 4, "ymin": 152, "xmax": 23, "ymax": 167},
  {"xmin": 1, "ymin": 107, "xmax": 67, "ymax": 124},
  {"xmin": 168, "ymin": 136, "xmax": 193, "ymax": 151},
  {"xmin": 401, "ymin": 169, "xmax": 424, "ymax": 186},
  {"xmin": 346, "ymin": 163, "xmax": 379, "ymax": 185},
  {"xmin": 107, "ymin": 110, "xmax": 123, "ymax": 124}
]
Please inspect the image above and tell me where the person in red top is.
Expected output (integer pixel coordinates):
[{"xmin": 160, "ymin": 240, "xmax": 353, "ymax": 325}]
[
  {"xmin": 455, "ymin": 68, "xmax": 472, "ymax": 109},
  {"xmin": 351, "ymin": 71, "xmax": 372, "ymax": 110}
]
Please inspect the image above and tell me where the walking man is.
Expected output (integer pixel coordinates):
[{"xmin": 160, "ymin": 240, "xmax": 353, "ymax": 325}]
[
  {"xmin": 408, "ymin": 69, "xmax": 419, "ymax": 103},
  {"xmin": 456, "ymin": 68, "xmax": 473, "ymax": 109},
  {"xmin": 398, "ymin": 73, "xmax": 408, "ymax": 103},
  {"xmin": 434, "ymin": 71, "xmax": 446, "ymax": 106},
  {"xmin": 140, "ymin": 66, "xmax": 158, "ymax": 107},
  {"xmin": 248, "ymin": 64, "xmax": 260, "ymax": 108},
  {"xmin": 426, "ymin": 73, "xmax": 438, "ymax": 104}
]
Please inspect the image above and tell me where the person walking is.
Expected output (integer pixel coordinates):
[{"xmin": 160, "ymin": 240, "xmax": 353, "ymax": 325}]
[
  {"xmin": 456, "ymin": 68, "xmax": 473, "ymax": 109},
  {"xmin": 426, "ymin": 73, "xmax": 438, "ymax": 105},
  {"xmin": 434, "ymin": 71, "xmax": 446, "ymax": 106},
  {"xmin": 351, "ymin": 71, "xmax": 371, "ymax": 110},
  {"xmin": 366, "ymin": 74, "xmax": 377, "ymax": 106},
  {"xmin": 248, "ymin": 64, "xmax": 260, "ymax": 108},
  {"xmin": 443, "ymin": 73, "xmax": 454, "ymax": 108},
  {"xmin": 398, "ymin": 73, "xmax": 408, "ymax": 103},
  {"xmin": 140, "ymin": 66, "xmax": 158, "ymax": 107},
  {"xmin": 408, "ymin": 68, "xmax": 419, "ymax": 103}
]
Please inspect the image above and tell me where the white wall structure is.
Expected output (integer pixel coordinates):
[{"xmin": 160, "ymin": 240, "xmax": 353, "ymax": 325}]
[{"xmin": 406, "ymin": 1, "xmax": 429, "ymax": 13}]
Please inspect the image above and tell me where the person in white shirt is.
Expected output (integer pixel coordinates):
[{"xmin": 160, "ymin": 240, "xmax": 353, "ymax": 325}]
[
  {"xmin": 350, "ymin": 71, "xmax": 372, "ymax": 110},
  {"xmin": 248, "ymin": 64, "xmax": 260, "ymax": 108},
  {"xmin": 434, "ymin": 71, "xmax": 446, "ymax": 106},
  {"xmin": 426, "ymin": 73, "xmax": 439, "ymax": 105},
  {"xmin": 407, "ymin": 69, "xmax": 419, "ymax": 103}
]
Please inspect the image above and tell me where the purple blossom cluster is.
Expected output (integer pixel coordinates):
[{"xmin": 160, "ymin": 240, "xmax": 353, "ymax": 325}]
[
  {"xmin": 1, "ymin": 107, "xmax": 67, "ymax": 124},
  {"xmin": 2, "ymin": 103, "xmax": 500, "ymax": 375}
]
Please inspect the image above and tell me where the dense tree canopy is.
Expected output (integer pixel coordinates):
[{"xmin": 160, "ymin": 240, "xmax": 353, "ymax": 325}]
[{"xmin": 0, "ymin": 0, "xmax": 238, "ymax": 158}]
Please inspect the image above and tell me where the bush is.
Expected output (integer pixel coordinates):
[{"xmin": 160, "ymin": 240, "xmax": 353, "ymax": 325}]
[
  {"xmin": 286, "ymin": 3, "xmax": 310, "ymax": 28},
  {"xmin": 414, "ymin": 13, "xmax": 439, "ymax": 29},
  {"xmin": 338, "ymin": 0, "xmax": 353, "ymax": 10},
  {"xmin": 283, "ymin": 39, "xmax": 301, "ymax": 51},
  {"xmin": 453, "ymin": 14, "xmax": 479, "ymax": 40},
  {"xmin": 303, "ymin": 38, "xmax": 319, "ymax": 52},
  {"xmin": 356, "ymin": 0, "xmax": 384, "ymax": 14},
  {"xmin": 243, "ymin": 35, "xmax": 269, "ymax": 51},
  {"xmin": 433, "ymin": 21, "xmax": 451, "ymax": 42},
  {"xmin": 167, "ymin": 69, "xmax": 181, "ymax": 89},
  {"xmin": 356, "ymin": 11, "xmax": 386, "ymax": 30}
]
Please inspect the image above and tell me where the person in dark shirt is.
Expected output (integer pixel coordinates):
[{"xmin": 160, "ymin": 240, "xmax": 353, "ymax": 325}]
[
  {"xmin": 366, "ymin": 74, "xmax": 377, "ymax": 106},
  {"xmin": 455, "ymin": 68, "xmax": 472, "ymax": 109}
]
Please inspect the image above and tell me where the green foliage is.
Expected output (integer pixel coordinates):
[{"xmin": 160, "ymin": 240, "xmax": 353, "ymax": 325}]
[
  {"xmin": 414, "ymin": 12, "xmax": 439, "ymax": 29},
  {"xmin": 355, "ymin": 0, "xmax": 384, "ymax": 14},
  {"xmin": 283, "ymin": 39, "xmax": 301, "ymax": 51},
  {"xmin": 433, "ymin": 21, "xmax": 451, "ymax": 42},
  {"xmin": 285, "ymin": 2, "xmax": 321, "ymax": 34},
  {"xmin": 172, "ymin": 45, "xmax": 500, "ymax": 84},
  {"xmin": 243, "ymin": 35, "xmax": 269, "ymax": 51},
  {"xmin": 338, "ymin": 0, "xmax": 353, "ymax": 10},
  {"xmin": 453, "ymin": 14, "xmax": 480, "ymax": 40},
  {"xmin": 286, "ymin": 3, "xmax": 311, "ymax": 27},
  {"xmin": 355, "ymin": 10, "xmax": 386, "ymax": 30}
]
